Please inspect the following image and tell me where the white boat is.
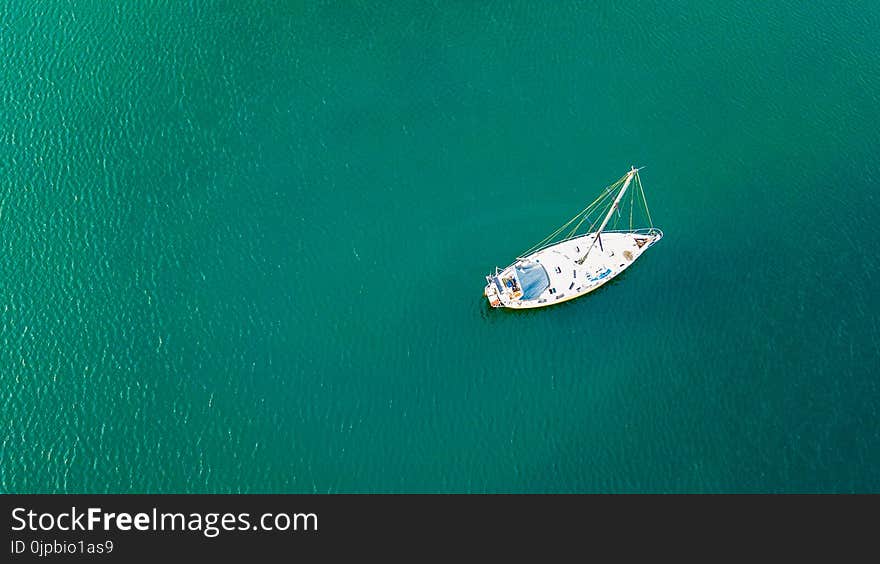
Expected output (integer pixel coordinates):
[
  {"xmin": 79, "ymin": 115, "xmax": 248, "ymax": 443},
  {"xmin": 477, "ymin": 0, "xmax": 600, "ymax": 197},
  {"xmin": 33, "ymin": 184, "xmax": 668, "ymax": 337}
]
[{"xmin": 484, "ymin": 166, "xmax": 662, "ymax": 309}]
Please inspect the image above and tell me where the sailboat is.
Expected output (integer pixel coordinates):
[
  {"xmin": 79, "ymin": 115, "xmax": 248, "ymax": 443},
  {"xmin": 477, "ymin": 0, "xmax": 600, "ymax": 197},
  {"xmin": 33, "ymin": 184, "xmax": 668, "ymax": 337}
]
[{"xmin": 484, "ymin": 166, "xmax": 662, "ymax": 309}]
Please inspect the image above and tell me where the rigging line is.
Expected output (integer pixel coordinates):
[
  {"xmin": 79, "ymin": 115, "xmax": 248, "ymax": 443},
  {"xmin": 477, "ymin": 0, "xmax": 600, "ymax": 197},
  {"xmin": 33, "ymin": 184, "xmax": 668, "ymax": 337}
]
[
  {"xmin": 518, "ymin": 216, "xmax": 583, "ymax": 258},
  {"xmin": 629, "ymin": 173, "xmax": 635, "ymax": 231},
  {"xmin": 517, "ymin": 175, "xmax": 626, "ymax": 257},
  {"xmin": 574, "ymin": 176, "xmax": 624, "ymax": 224},
  {"xmin": 534, "ymin": 186, "xmax": 614, "ymax": 248},
  {"xmin": 567, "ymin": 210, "xmax": 595, "ymax": 239},
  {"xmin": 566, "ymin": 185, "xmax": 617, "ymax": 238},
  {"xmin": 577, "ymin": 182, "xmax": 620, "ymax": 230},
  {"xmin": 636, "ymin": 172, "xmax": 654, "ymax": 229},
  {"xmin": 520, "ymin": 210, "xmax": 587, "ymax": 256},
  {"xmin": 575, "ymin": 199, "xmax": 612, "ymax": 265},
  {"xmin": 576, "ymin": 169, "xmax": 640, "ymax": 264}
]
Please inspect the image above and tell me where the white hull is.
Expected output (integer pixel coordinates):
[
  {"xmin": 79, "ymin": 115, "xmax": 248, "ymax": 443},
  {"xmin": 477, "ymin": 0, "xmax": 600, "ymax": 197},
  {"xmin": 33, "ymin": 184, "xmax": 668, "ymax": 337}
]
[{"xmin": 484, "ymin": 229, "xmax": 662, "ymax": 309}]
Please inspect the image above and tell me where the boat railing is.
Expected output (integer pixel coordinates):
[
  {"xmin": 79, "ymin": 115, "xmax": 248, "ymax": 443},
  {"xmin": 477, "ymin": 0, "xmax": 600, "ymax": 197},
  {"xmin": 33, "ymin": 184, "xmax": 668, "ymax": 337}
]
[{"xmin": 516, "ymin": 227, "xmax": 663, "ymax": 260}]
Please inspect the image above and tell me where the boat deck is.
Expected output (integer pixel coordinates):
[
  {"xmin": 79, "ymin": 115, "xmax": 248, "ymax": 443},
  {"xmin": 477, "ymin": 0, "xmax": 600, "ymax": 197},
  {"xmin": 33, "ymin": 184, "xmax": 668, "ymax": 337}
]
[{"xmin": 486, "ymin": 230, "xmax": 662, "ymax": 309}]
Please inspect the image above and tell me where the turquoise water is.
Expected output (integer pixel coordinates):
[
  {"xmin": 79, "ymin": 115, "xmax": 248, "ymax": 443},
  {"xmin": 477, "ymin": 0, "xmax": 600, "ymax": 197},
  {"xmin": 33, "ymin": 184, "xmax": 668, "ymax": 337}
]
[{"xmin": 1, "ymin": 1, "xmax": 878, "ymax": 492}]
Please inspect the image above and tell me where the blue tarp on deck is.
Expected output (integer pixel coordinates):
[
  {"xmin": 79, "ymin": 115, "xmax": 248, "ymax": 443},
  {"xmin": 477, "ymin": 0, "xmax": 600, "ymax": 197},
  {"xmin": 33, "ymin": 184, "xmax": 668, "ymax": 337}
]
[{"xmin": 515, "ymin": 262, "xmax": 550, "ymax": 300}]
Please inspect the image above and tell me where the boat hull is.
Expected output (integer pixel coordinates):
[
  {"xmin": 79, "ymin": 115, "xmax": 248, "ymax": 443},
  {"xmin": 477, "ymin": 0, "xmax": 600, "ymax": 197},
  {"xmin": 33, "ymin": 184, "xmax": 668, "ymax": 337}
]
[{"xmin": 484, "ymin": 229, "xmax": 662, "ymax": 309}]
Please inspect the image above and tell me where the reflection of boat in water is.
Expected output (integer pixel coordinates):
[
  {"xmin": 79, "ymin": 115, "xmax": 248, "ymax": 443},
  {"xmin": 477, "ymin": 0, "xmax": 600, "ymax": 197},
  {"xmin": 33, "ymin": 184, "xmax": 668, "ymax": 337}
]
[{"xmin": 484, "ymin": 166, "xmax": 663, "ymax": 309}]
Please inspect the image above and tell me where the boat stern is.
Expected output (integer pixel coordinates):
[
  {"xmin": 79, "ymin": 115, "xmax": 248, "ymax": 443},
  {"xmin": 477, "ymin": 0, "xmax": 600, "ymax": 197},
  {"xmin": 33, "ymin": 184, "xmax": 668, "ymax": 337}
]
[{"xmin": 484, "ymin": 275, "xmax": 503, "ymax": 308}]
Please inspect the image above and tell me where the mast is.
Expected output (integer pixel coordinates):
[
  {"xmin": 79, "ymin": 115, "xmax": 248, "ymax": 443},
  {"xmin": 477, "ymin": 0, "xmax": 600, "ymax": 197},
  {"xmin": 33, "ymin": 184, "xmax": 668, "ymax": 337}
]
[{"xmin": 576, "ymin": 166, "xmax": 638, "ymax": 264}]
